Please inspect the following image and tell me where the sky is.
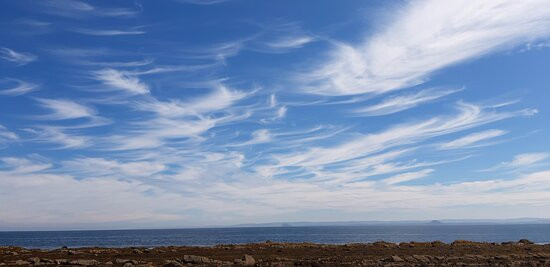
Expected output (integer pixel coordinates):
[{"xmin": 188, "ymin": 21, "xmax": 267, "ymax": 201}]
[{"xmin": 1, "ymin": 0, "xmax": 550, "ymax": 230}]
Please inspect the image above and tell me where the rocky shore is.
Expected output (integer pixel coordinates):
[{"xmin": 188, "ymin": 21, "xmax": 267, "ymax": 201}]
[{"xmin": 1, "ymin": 240, "xmax": 550, "ymax": 266}]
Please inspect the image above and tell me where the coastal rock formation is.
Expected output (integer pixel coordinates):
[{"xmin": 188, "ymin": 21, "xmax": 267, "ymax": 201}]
[{"xmin": 1, "ymin": 240, "xmax": 550, "ymax": 266}]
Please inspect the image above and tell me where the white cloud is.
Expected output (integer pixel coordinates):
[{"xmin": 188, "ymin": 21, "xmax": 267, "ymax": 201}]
[
  {"xmin": 72, "ymin": 28, "xmax": 146, "ymax": 36},
  {"xmin": 63, "ymin": 157, "xmax": 165, "ymax": 177},
  {"xmin": 440, "ymin": 129, "xmax": 507, "ymax": 150},
  {"xmin": 276, "ymin": 106, "xmax": 287, "ymax": 119},
  {"xmin": 39, "ymin": 0, "xmax": 139, "ymax": 18},
  {"xmin": 175, "ymin": 0, "xmax": 229, "ymax": 4},
  {"xmin": 258, "ymin": 35, "xmax": 316, "ymax": 53},
  {"xmin": 0, "ymin": 125, "xmax": 18, "ymax": 145},
  {"xmin": 0, "ymin": 157, "xmax": 52, "ymax": 173},
  {"xmin": 274, "ymin": 102, "xmax": 535, "ymax": 169},
  {"xmin": 382, "ymin": 169, "xmax": 434, "ymax": 185},
  {"xmin": 0, "ymin": 167, "xmax": 186, "ymax": 229},
  {"xmin": 93, "ymin": 68, "xmax": 150, "ymax": 94},
  {"xmin": 0, "ymin": 79, "xmax": 38, "ymax": 96},
  {"xmin": 138, "ymin": 84, "xmax": 247, "ymax": 117},
  {"xmin": 26, "ymin": 127, "xmax": 90, "ymax": 149},
  {"xmin": 228, "ymin": 129, "xmax": 272, "ymax": 147},
  {"xmin": 304, "ymin": 0, "xmax": 550, "ymax": 95},
  {"xmin": 354, "ymin": 87, "xmax": 460, "ymax": 116},
  {"xmin": 269, "ymin": 94, "xmax": 277, "ymax": 107},
  {"xmin": 508, "ymin": 153, "xmax": 550, "ymax": 167},
  {"xmin": 36, "ymin": 98, "xmax": 97, "ymax": 120},
  {"xmin": 482, "ymin": 152, "xmax": 550, "ymax": 172},
  {"xmin": 0, "ymin": 47, "xmax": 37, "ymax": 66},
  {"xmin": 2, "ymin": 152, "xmax": 550, "ymax": 228}
]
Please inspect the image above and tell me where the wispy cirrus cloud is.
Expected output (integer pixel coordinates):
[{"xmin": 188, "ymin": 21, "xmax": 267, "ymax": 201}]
[
  {"xmin": 0, "ymin": 157, "xmax": 51, "ymax": 173},
  {"xmin": 228, "ymin": 129, "xmax": 272, "ymax": 147},
  {"xmin": 93, "ymin": 69, "xmax": 150, "ymax": 95},
  {"xmin": 71, "ymin": 28, "xmax": 146, "ymax": 36},
  {"xmin": 0, "ymin": 125, "xmax": 18, "ymax": 146},
  {"xmin": 62, "ymin": 157, "xmax": 166, "ymax": 177},
  {"xmin": 303, "ymin": 0, "xmax": 550, "ymax": 95},
  {"xmin": 25, "ymin": 127, "xmax": 90, "ymax": 149},
  {"xmin": 39, "ymin": 0, "xmax": 140, "ymax": 18},
  {"xmin": 267, "ymin": 35, "xmax": 315, "ymax": 50},
  {"xmin": 482, "ymin": 152, "xmax": 550, "ymax": 172},
  {"xmin": 0, "ymin": 79, "xmax": 38, "ymax": 96},
  {"xmin": 0, "ymin": 47, "xmax": 37, "ymax": 66},
  {"xmin": 174, "ymin": 0, "xmax": 229, "ymax": 5},
  {"xmin": 273, "ymin": 102, "xmax": 535, "ymax": 169},
  {"xmin": 353, "ymin": 87, "xmax": 461, "ymax": 116},
  {"xmin": 439, "ymin": 129, "xmax": 507, "ymax": 150},
  {"xmin": 35, "ymin": 98, "xmax": 98, "ymax": 120},
  {"xmin": 381, "ymin": 168, "xmax": 434, "ymax": 185},
  {"xmin": 137, "ymin": 84, "xmax": 248, "ymax": 117},
  {"xmin": 102, "ymin": 83, "xmax": 250, "ymax": 151}
]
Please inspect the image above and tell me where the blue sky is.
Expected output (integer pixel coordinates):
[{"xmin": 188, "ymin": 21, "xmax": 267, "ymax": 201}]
[{"xmin": 1, "ymin": 0, "xmax": 550, "ymax": 230}]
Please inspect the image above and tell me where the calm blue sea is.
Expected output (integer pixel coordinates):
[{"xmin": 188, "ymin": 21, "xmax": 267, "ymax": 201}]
[{"xmin": 1, "ymin": 224, "xmax": 549, "ymax": 249}]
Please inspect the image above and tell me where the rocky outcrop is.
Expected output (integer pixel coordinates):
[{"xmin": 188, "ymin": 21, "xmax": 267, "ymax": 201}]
[{"xmin": 1, "ymin": 240, "xmax": 549, "ymax": 266}]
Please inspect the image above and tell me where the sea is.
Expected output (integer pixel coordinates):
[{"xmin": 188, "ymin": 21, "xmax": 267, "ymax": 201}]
[{"xmin": 1, "ymin": 224, "xmax": 549, "ymax": 249}]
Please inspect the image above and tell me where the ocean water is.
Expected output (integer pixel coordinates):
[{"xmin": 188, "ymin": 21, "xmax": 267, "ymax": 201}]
[{"xmin": 1, "ymin": 224, "xmax": 549, "ymax": 249}]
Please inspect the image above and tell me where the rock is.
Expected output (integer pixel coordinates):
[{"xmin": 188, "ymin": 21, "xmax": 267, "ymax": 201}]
[
  {"xmin": 132, "ymin": 248, "xmax": 143, "ymax": 254},
  {"xmin": 243, "ymin": 254, "xmax": 256, "ymax": 266},
  {"xmin": 116, "ymin": 259, "xmax": 136, "ymax": 264},
  {"xmin": 519, "ymin": 239, "xmax": 534, "ymax": 245},
  {"xmin": 67, "ymin": 250, "xmax": 82, "ymax": 255},
  {"xmin": 14, "ymin": 260, "xmax": 29, "ymax": 265},
  {"xmin": 234, "ymin": 259, "xmax": 243, "ymax": 264},
  {"xmin": 70, "ymin": 259, "xmax": 100, "ymax": 266},
  {"xmin": 412, "ymin": 255, "xmax": 429, "ymax": 263},
  {"xmin": 387, "ymin": 255, "xmax": 404, "ymax": 262},
  {"xmin": 495, "ymin": 255, "xmax": 511, "ymax": 260},
  {"xmin": 27, "ymin": 257, "xmax": 41, "ymax": 264},
  {"xmin": 182, "ymin": 254, "xmax": 212, "ymax": 264},
  {"xmin": 451, "ymin": 240, "xmax": 474, "ymax": 246},
  {"xmin": 105, "ymin": 261, "xmax": 113, "ymax": 265},
  {"xmin": 5, "ymin": 251, "xmax": 18, "ymax": 255},
  {"xmin": 163, "ymin": 260, "xmax": 183, "ymax": 267},
  {"xmin": 55, "ymin": 259, "xmax": 69, "ymax": 265},
  {"xmin": 0, "ymin": 263, "xmax": 6, "ymax": 266},
  {"xmin": 40, "ymin": 258, "xmax": 54, "ymax": 264}
]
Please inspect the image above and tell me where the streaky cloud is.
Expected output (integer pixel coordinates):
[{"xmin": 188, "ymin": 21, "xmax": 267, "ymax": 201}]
[
  {"xmin": 439, "ymin": 129, "xmax": 507, "ymax": 150},
  {"xmin": 93, "ymin": 69, "xmax": 150, "ymax": 95},
  {"xmin": 24, "ymin": 127, "xmax": 90, "ymax": 149},
  {"xmin": 0, "ymin": 79, "xmax": 39, "ymax": 96},
  {"xmin": 270, "ymin": 102, "xmax": 536, "ymax": 178},
  {"xmin": 72, "ymin": 28, "xmax": 146, "ymax": 36},
  {"xmin": 35, "ymin": 98, "xmax": 97, "ymax": 120},
  {"xmin": 302, "ymin": 0, "xmax": 550, "ymax": 95},
  {"xmin": 174, "ymin": 0, "xmax": 229, "ymax": 5},
  {"xmin": 354, "ymin": 87, "xmax": 461, "ymax": 116},
  {"xmin": 0, "ymin": 47, "xmax": 37, "ymax": 66},
  {"xmin": 481, "ymin": 152, "xmax": 550, "ymax": 172},
  {"xmin": 382, "ymin": 169, "xmax": 434, "ymax": 185},
  {"xmin": 0, "ymin": 125, "xmax": 18, "ymax": 145},
  {"xmin": 39, "ymin": 0, "xmax": 140, "ymax": 18}
]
